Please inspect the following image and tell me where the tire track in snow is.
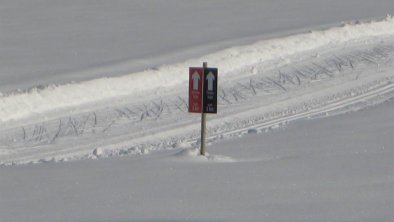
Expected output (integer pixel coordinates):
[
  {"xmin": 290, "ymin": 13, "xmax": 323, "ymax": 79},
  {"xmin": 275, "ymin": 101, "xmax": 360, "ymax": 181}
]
[
  {"xmin": 207, "ymin": 79, "xmax": 394, "ymax": 142},
  {"xmin": 3, "ymin": 43, "xmax": 392, "ymax": 148}
]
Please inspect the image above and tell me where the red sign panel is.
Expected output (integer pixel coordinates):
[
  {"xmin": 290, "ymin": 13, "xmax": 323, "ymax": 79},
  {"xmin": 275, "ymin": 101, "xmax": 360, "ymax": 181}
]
[{"xmin": 189, "ymin": 67, "xmax": 203, "ymax": 113}]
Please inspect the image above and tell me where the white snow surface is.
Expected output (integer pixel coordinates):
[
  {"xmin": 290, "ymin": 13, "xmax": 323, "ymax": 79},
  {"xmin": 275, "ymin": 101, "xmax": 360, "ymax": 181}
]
[
  {"xmin": 1, "ymin": 1, "xmax": 394, "ymax": 221},
  {"xmin": 1, "ymin": 98, "xmax": 393, "ymax": 222},
  {"xmin": 1, "ymin": 16, "xmax": 394, "ymax": 123},
  {"xmin": 2, "ymin": 0, "xmax": 394, "ymax": 93},
  {"xmin": 1, "ymin": 16, "xmax": 394, "ymax": 166}
]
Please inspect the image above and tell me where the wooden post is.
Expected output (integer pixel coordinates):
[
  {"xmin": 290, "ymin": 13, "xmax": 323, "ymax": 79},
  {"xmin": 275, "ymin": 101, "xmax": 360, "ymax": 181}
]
[{"xmin": 200, "ymin": 62, "xmax": 207, "ymax": 156}]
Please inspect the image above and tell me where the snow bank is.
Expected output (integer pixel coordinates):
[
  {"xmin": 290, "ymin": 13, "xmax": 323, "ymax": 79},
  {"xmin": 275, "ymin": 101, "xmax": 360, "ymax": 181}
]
[
  {"xmin": 1, "ymin": 16, "xmax": 394, "ymax": 123},
  {"xmin": 173, "ymin": 148, "xmax": 236, "ymax": 163}
]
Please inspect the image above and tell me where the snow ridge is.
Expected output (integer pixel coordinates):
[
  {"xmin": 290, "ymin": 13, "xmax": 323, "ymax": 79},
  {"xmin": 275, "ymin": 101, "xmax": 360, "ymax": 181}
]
[{"xmin": 1, "ymin": 16, "xmax": 394, "ymax": 123}]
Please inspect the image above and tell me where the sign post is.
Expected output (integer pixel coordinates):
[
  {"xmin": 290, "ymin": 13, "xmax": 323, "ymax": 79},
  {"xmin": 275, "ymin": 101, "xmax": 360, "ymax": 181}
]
[
  {"xmin": 200, "ymin": 62, "xmax": 207, "ymax": 156},
  {"xmin": 189, "ymin": 62, "xmax": 218, "ymax": 156}
]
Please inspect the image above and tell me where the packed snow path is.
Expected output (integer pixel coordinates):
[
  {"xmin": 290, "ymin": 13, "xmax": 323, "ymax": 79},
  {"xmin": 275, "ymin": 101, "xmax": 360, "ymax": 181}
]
[{"xmin": 1, "ymin": 17, "xmax": 394, "ymax": 165}]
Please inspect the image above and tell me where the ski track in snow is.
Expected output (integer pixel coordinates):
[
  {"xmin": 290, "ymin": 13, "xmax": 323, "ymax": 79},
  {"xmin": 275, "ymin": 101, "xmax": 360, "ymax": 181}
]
[{"xmin": 1, "ymin": 16, "xmax": 394, "ymax": 166}]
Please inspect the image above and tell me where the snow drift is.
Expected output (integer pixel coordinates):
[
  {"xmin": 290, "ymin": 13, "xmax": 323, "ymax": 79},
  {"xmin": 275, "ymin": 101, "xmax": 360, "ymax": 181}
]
[{"xmin": 1, "ymin": 16, "xmax": 394, "ymax": 123}]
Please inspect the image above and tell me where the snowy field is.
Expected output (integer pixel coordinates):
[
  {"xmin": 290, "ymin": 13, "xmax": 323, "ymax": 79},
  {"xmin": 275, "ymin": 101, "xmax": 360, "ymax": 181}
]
[
  {"xmin": 1, "ymin": 16, "xmax": 394, "ymax": 166},
  {"xmin": 1, "ymin": 96, "xmax": 393, "ymax": 222},
  {"xmin": 1, "ymin": 0, "xmax": 394, "ymax": 221},
  {"xmin": 2, "ymin": 0, "xmax": 394, "ymax": 92}
]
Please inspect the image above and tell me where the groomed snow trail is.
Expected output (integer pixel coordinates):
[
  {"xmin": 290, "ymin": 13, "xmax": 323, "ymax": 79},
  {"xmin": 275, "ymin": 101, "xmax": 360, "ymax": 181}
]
[{"xmin": 1, "ymin": 16, "xmax": 394, "ymax": 166}]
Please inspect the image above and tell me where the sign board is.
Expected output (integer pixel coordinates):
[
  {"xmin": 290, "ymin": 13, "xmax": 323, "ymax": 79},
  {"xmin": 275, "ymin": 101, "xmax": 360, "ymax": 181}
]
[
  {"xmin": 189, "ymin": 66, "xmax": 218, "ymax": 114},
  {"xmin": 188, "ymin": 63, "xmax": 218, "ymax": 156},
  {"xmin": 203, "ymin": 68, "xmax": 218, "ymax": 113},
  {"xmin": 188, "ymin": 67, "xmax": 203, "ymax": 113}
]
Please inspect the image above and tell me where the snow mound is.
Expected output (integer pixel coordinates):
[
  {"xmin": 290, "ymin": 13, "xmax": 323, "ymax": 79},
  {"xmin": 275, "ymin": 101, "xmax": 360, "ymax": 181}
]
[
  {"xmin": 1, "ymin": 16, "xmax": 394, "ymax": 123},
  {"xmin": 174, "ymin": 148, "xmax": 236, "ymax": 163}
]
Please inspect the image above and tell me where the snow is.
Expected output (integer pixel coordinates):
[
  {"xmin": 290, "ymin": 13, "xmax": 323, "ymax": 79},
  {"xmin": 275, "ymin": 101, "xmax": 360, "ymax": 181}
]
[
  {"xmin": 1, "ymin": 16, "xmax": 394, "ymax": 165},
  {"xmin": 1, "ymin": 99, "xmax": 393, "ymax": 222},
  {"xmin": 173, "ymin": 148, "xmax": 236, "ymax": 163},
  {"xmin": 1, "ymin": 16, "xmax": 394, "ymax": 123},
  {"xmin": 1, "ymin": 0, "xmax": 394, "ymax": 92},
  {"xmin": 1, "ymin": 0, "xmax": 394, "ymax": 221}
]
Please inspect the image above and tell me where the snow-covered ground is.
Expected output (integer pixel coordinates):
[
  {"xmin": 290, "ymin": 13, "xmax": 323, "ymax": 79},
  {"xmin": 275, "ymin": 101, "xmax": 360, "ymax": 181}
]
[
  {"xmin": 2, "ymin": 0, "xmax": 394, "ymax": 92},
  {"xmin": 1, "ymin": 16, "xmax": 394, "ymax": 165},
  {"xmin": 1, "ymin": 1, "xmax": 394, "ymax": 221},
  {"xmin": 1, "ymin": 98, "xmax": 393, "ymax": 222}
]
